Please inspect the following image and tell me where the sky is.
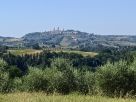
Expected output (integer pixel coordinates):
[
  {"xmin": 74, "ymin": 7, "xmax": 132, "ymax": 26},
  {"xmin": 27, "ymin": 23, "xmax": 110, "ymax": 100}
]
[{"xmin": 0, "ymin": 0, "xmax": 136, "ymax": 37}]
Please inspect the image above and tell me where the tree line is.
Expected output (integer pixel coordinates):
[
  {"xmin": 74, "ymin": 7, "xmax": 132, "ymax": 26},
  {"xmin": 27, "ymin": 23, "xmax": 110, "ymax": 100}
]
[{"xmin": 0, "ymin": 46, "xmax": 136, "ymax": 97}]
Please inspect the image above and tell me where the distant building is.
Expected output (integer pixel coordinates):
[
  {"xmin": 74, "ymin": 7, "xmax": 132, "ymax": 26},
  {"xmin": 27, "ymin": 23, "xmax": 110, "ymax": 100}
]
[{"xmin": 50, "ymin": 27, "xmax": 63, "ymax": 34}]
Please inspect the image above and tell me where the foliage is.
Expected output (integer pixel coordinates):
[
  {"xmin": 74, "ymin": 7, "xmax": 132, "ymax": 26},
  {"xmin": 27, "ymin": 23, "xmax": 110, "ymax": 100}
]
[
  {"xmin": 22, "ymin": 67, "xmax": 48, "ymax": 92},
  {"xmin": 8, "ymin": 66, "xmax": 22, "ymax": 78},
  {"xmin": 32, "ymin": 43, "xmax": 41, "ymax": 50},
  {"xmin": 76, "ymin": 71, "xmax": 95, "ymax": 94},
  {"xmin": 43, "ymin": 68, "xmax": 63, "ymax": 94},
  {"xmin": 0, "ymin": 48, "xmax": 136, "ymax": 97},
  {"xmin": 97, "ymin": 60, "xmax": 136, "ymax": 97},
  {"xmin": 0, "ymin": 58, "xmax": 8, "ymax": 72}
]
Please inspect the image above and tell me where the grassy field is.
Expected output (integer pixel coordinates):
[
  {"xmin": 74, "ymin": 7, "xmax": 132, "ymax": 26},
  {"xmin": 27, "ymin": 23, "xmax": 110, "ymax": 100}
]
[
  {"xmin": 54, "ymin": 50, "xmax": 98, "ymax": 57},
  {"xmin": 8, "ymin": 49, "xmax": 98, "ymax": 57},
  {"xmin": 8, "ymin": 49, "xmax": 42, "ymax": 55},
  {"xmin": 0, "ymin": 93, "xmax": 135, "ymax": 102}
]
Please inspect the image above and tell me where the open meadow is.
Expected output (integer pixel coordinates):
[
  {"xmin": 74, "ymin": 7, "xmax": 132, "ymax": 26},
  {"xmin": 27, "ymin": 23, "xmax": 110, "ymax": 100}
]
[
  {"xmin": 0, "ymin": 93, "xmax": 135, "ymax": 102},
  {"xmin": 8, "ymin": 49, "xmax": 98, "ymax": 57},
  {"xmin": 8, "ymin": 49, "xmax": 42, "ymax": 55}
]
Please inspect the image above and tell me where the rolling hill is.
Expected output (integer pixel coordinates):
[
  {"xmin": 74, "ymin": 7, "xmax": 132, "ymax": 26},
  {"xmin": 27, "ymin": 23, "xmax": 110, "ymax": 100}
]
[{"xmin": 1, "ymin": 29, "xmax": 136, "ymax": 51}]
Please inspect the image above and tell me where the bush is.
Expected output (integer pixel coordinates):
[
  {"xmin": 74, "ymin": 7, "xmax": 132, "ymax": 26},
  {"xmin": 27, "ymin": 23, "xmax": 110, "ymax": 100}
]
[
  {"xmin": 51, "ymin": 58, "xmax": 73, "ymax": 71},
  {"xmin": 0, "ymin": 59, "xmax": 8, "ymax": 72},
  {"xmin": 43, "ymin": 68, "xmax": 63, "ymax": 94},
  {"xmin": 96, "ymin": 60, "xmax": 136, "ymax": 97},
  {"xmin": 50, "ymin": 58, "xmax": 78, "ymax": 94},
  {"xmin": 0, "ymin": 72, "xmax": 15, "ymax": 93},
  {"xmin": 22, "ymin": 67, "xmax": 48, "ymax": 92},
  {"xmin": 76, "ymin": 71, "xmax": 95, "ymax": 95},
  {"xmin": 8, "ymin": 66, "xmax": 22, "ymax": 78},
  {"xmin": 2, "ymin": 55, "xmax": 136, "ymax": 97},
  {"xmin": 56, "ymin": 68, "xmax": 78, "ymax": 94},
  {"xmin": 12, "ymin": 78, "xmax": 23, "ymax": 92}
]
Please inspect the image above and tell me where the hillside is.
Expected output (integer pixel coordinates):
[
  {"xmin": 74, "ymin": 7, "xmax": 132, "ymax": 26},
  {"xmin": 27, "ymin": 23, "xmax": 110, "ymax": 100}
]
[
  {"xmin": 1, "ymin": 29, "xmax": 136, "ymax": 51},
  {"xmin": 0, "ymin": 36, "xmax": 21, "ymax": 47}
]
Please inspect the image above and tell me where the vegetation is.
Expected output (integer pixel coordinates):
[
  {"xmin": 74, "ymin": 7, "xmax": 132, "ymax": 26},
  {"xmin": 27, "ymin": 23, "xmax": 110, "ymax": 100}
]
[
  {"xmin": 8, "ymin": 49, "xmax": 97, "ymax": 57},
  {"xmin": 0, "ymin": 46, "xmax": 136, "ymax": 101},
  {"xmin": 0, "ymin": 93, "xmax": 136, "ymax": 102},
  {"xmin": 0, "ymin": 55, "xmax": 136, "ymax": 97},
  {"xmin": 2, "ymin": 30, "xmax": 136, "ymax": 51},
  {"xmin": 55, "ymin": 50, "xmax": 98, "ymax": 57},
  {"xmin": 96, "ymin": 60, "xmax": 136, "ymax": 97},
  {"xmin": 8, "ymin": 49, "xmax": 42, "ymax": 55}
]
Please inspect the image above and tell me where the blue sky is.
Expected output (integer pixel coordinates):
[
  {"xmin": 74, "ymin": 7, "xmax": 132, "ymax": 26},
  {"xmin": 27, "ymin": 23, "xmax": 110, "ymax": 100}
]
[{"xmin": 0, "ymin": 0, "xmax": 136, "ymax": 37}]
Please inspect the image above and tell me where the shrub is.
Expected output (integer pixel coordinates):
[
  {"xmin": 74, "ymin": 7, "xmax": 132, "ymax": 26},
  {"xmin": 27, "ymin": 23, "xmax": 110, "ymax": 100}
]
[
  {"xmin": 43, "ymin": 68, "xmax": 63, "ymax": 94},
  {"xmin": 50, "ymin": 58, "xmax": 78, "ymax": 94},
  {"xmin": 8, "ymin": 66, "xmax": 22, "ymax": 78},
  {"xmin": 12, "ymin": 78, "xmax": 23, "ymax": 92},
  {"xmin": 56, "ymin": 68, "xmax": 78, "ymax": 94},
  {"xmin": 96, "ymin": 60, "xmax": 136, "ymax": 97},
  {"xmin": 0, "ymin": 59, "xmax": 15, "ymax": 93},
  {"xmin": 76, "ymin": 71, "xmax": 95, "ymax": 95},
  {"xmin": 22, "ymin": 67, "xmax": 48, "ymax": 92},
  {"xmin": 0, "ymin": 72, "xmax": 15, "ymax": 93},
  {"xmin": 0, "ymin": 58, "xmax": 8, "ymax": 72},
  {"xmin": 51, "ymin": 58, "xmax": 72, "ymax": 71}
]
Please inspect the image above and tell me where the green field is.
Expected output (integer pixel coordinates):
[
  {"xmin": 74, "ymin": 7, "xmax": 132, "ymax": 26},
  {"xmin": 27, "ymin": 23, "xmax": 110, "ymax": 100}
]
[
  {"xmin": 8, "ymin": 49, "xmax": 98, "ymax": 57},
  {"xmin": 8, "ymin": 49, "xmax": 42, "ymax": 55},
  {"xmin": 0, "ymin": 93, "xmax": 135, "ymax": 102},
  {"xmin": 53, "ymin": 50, "xmax": 98, "ymax": 57}
]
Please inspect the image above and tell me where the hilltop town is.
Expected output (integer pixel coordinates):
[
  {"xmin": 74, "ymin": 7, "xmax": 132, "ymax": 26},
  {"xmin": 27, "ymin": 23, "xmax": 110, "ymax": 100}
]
[{"xmin": 0, "ymin": 28, "xmax": 136, "ymax": 51}]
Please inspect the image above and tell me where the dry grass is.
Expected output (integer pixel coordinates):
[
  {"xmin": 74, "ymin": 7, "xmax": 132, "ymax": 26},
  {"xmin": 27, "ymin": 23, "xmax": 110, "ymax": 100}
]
[
  {"xmin": 8, "ymin": 49, "xmax": 98, "ymax": 57},
  {"xmin": 8, "ymin": 49, "xmax": 42, "ymax": 55},
  {"xmin": 0, "ymin": 93, "xmax": 135, "ymax": 102}
]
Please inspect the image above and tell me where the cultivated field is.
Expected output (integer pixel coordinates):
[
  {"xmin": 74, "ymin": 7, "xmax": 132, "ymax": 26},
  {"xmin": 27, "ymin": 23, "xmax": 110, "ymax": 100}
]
[
  {"xmin": 54, "ymin": 50, "xmax": 98, "ymax": 57},
  {"xmin": 8, "ymin": 49, "xmax": 98, "ymax": 57},
  {"xmin": 8, "ymin": 49, "xmax": 42, "ymax": 55},
  {"xmin": 0, "ymin": 93, "xmax": 135, "ymax": 102}
]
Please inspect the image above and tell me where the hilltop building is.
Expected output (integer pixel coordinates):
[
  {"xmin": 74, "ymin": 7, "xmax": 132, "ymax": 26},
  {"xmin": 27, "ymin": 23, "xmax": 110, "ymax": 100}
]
[{"xmin": 49, "ymin": 27, "xmax": 63, "ymax": 34}]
